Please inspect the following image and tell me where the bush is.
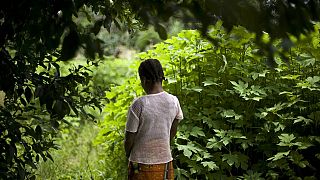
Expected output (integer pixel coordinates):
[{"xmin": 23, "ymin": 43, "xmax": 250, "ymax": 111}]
[{"xmin": 97, "ymin": 22, "xmax": 320, "ymax": 179}]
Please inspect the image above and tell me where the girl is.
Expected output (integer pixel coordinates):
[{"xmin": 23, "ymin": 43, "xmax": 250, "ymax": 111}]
[{"xmin": 125, "ymin": 59, "xmax": 183, "ymax": 180}]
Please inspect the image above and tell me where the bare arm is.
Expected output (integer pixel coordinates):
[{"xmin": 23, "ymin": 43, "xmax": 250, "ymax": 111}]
[
  {"xmin": 124, "ymin": 131, "xmax": 136, "ymax": 158},
  {"xmin": 170, "ymin": 119, "xmax": 180, "ymax": 142}
]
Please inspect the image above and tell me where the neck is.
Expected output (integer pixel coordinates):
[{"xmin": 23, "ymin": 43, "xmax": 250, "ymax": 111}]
[{"xmin": 145, "ymin": 82, "xmax": 164, "ymax": 94}]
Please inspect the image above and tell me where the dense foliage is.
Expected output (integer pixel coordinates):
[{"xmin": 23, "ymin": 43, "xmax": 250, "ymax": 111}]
[
  {"xmin": 0, "ymin": 0, "xmax": 129, "ymax": 177},
  {"xmin": 2, "ymin": 0, "xmax": 320, "ymax": 178},
  {"xmin": 34, "ymin": 58, "xmax": 136, "ymax": 179},
  {"xmin": 95, "ymin": 61, "xmax": 143, "ymax": 179},
  {"xmin": 97, "ymin": 23, "xmax": 320, "ymax": 179},
  {"xmin": 1, "ymin": 0, "xmax": 187, "ymax": 175},
  {"xmin": 126, "ymin": 0, "xmax": 320, "ymax": 65}
]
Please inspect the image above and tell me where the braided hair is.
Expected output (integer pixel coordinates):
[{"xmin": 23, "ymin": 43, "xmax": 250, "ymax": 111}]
[{"xmin": 138, "ymin": 59, "xmax": 165, "ymax": 83}]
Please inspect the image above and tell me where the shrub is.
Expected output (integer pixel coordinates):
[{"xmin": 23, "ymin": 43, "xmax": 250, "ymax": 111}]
[{"xmin": 97, "ymin": 22, "xmax": 320, "ymax": 179}]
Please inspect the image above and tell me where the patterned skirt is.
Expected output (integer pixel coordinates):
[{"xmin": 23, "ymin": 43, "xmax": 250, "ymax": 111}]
[{"xmin": 128, "ymin": 161, "xmax": 174, "ymax": 180}]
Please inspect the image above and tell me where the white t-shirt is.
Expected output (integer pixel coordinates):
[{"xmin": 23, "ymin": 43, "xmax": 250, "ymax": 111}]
[{"xmin": 125, "ymin": 91, "xmax": 183, "ymax": 164}]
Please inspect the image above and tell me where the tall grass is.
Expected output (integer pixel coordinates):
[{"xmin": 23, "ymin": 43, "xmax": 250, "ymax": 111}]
[{"xmin": 35, "ymin": 122, "xmax": 107, "ymax": 180}]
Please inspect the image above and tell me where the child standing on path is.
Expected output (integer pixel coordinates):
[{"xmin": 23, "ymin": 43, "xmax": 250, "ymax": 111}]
[{"xmin": 125, "ymin": 59, "xmax": 183, "ymax": 180}]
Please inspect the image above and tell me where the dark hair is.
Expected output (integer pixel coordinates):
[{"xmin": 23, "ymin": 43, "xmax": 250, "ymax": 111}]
[{"xmin": 138, "ymin": 59, "xmax": 164, "ymax": 83}]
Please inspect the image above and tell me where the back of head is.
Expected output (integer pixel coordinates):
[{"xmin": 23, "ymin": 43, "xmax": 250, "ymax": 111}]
[{"xmin": 138, "ymin": 59, "xmax": 164, "ymax": 83}]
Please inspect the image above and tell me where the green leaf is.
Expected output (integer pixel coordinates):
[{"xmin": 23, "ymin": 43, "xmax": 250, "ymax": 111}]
[
  {"xmin": 191, "ymin": 86, "xmax": 203, "ymax": 93},
  {"xmin": 267, "ymin": 103, "xmax": 286, "ymax": 113},
  {"xmin": 295, "ymin": 142, "xmax": 313, "ymax": 150},
  {"xmin": 106, "ymin": 91, "xmax": 116, "ymax": 99},
  {"xmin": 221, "ymin": 138, "xmax": 230, "ymax": 146},
  {"xmin": 243, "ymin": 170, "xmax": 263, "ymax": 180},
  {"xmin": 183, "ymin": 149, "xmax": 192, "ymax": 158},
  {"xmin": 201, "ymin": 161, "xmax": 219, "ymax": 170},
  {"xmin": 298, "ymin": 54, "xmax": 316, "ymax": 67},
  {"xmin": 177, "ymin": 143, "xmax": 201, "ymax": 158},
  {"xmin": 190, "ymin": 126, "xmax": 205, "ymax": 137},
  {"xmin": 230, "ymin": 81, "xmax": 238, "ymax": 86},
  {"xmin": 289, "ymin": 151, "xmax": 310, "ymax": 168},
  {"xmin": 241, "ymin": 142, "xmax": 249, "ymax": 150},
  {"xmin": 267, "ymin": 151, "xmax": 290, "ymax": 161},
  {"xmin": 274, "ymin": 122, "xmax": 285, "ymax": 132},
  {"xmin": 206, "ymin": 138, "xmax": 222, "ymax": 150},
  {"xmin": 259, "ymin": 70, "xmax": 268, "ymax": 77},
  {"xmin": 218, "ymin": 54, "xmax": 227, "ymax": 73},
  {"xmin": 221, "ymin": 109, "xmax": 242, "ymax": 120},
  {"xmin": 231, "ymin": 80, "xmax": 248, "ymax": 95},
  {"xmin": 306, "ymin": 76, "xmax": 320, "ymax": 84},
  {"xmin": 222, "ymin": 154, "xmax": 239, "ymax": 167},
  {"xmin": 252, "ymin": 97, "xmax": 263, "ymax": 101},
  {"xmin": 293, "ymin": 116, "xmax": 313, "ymax": 125},
  {"xmin": 278, "ymin": 134, "xmax": 295, "ymax": 143},
  {"xmin": 203, "ymin": 80, "xmax": 219, "ymax": 86},
  {"xmin": 221, "ymin": 109, "xmax": 236, "ymax": 118},
  {"xmin": 251, "ymin": 72, "xmax": 259, "ymax": 80},
  {"xmin": 261, "ymin": 32, "xmax": 270, "ymax": 43},
  {"xmin": 202, "ymin": 152, "xmax": 212, "ymax": 159},
  {"xmin": 214, "ymin": 129, "xmax": 226, "ymax": 138},
  {"xmin": 281, "ymin": 75, "xmax": 301, "ymax": 80}
]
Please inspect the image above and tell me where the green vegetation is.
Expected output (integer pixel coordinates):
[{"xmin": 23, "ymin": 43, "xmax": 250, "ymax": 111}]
[
  {"xmin": 36, "ymin": 122, "xmax": 103, "ymax": 179},
  {"xmin": 34, "ymin": 20, "xmax": 184, "ymax": 180},
  {"xmin": 3, "ymin": 1, "xmax": 320, "ymax": 178},
  {"xmin": 35, "ymin": 58, "xmax": 135, "ymax": 180},
  {"xmin": 96, "ymin": 23, "xmax": 320, "ymax": 179}
]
